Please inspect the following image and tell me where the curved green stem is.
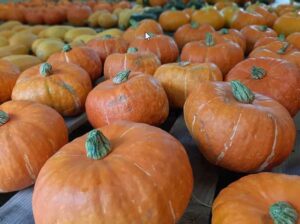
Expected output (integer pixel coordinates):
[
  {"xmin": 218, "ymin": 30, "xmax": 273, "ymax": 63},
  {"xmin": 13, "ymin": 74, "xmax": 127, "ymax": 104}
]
[
  {"xmin": 191, "ymin": 21, "xmax": 199, "ymax": 29},
  {"xmin": 102, "ymin": 34, "xmax": 113, "ymax": 40},
  {"xmin": 40, "ymin": 63, "xmax": 52, "ymax": 77},
  {"xmin": 230, "ymin": 80, "xmax": 255, "ymax": 104},
  {"xmin": 127, "ymin": 47, "xmax": 138, "ymax": 53},
  {"xmin": 251, "ymin": 66, "xmax": 266, "ymax": 79},
  {"xmin": 0, "ymin": 110, "xmax": 9, "ymax": 126},
  {"xmin": 219, "ymin": 28, "xmax": 229, "ymax": 35},
  {"xmin": 63, "ymin": 44, "xmax": 72, "ymax": 52},
  {"xmin": 258, "ymin": 25, "xmax": 268, "ymax": 32},
  {"xmin": 113, "ymin": 70, "xmax": 131, "ymax": 84},
  {"xmin": 85, "ymin": 129, "xmax": 111, "ymax": 160},
  {"xmin": 269, "ymin": 201, "xmax": 298, "ymax": 224},
  {"xmin": 278, "ymin": 33, "xmax": 285, "ymax": 41},
  {"xmin": 277, "ymin": 42, "xmax": 289, "ymax": 54},
  {"xmin": 205, "ymin": 32, "xmax": 214, "ymax": 47}
]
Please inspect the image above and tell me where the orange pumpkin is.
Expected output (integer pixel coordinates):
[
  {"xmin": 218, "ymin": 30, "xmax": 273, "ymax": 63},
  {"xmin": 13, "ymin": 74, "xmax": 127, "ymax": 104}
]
[
  {"xmin": 24, "ymin": 7, "xmax": 44, "ymax": 24},
  {"xmin": 130, "ymin": 33, "xmax": 179, "ymax": 64},
  {"xmin": 149, "ymin": 0, "xmax": 168, "ymax": 6},
  {"xmin": 246, "ymin": 3, "xmax": 278, "ymax": 27},
  {"xmin": 48, "ymin": 44, "xmax": 102, "ymax": 82},
  {"xmin": 174, "ymin": 22, "xmax": 215, "ymax": 49},
  {"xmin": 86, "ymin": 70, "xmax": 169, "ymax": 127},
  {"xmin": 0, "ymin": 100, "xmax": 68, "ymax": 192},
  {"xmin": 212, "ymin": 173, "xmax": 300, "ymax": 224},
  {"xmin": 93, "ymin": 2, "xmax": 113, "ymax": 12},
  {"xmin": 184, "ymin": 80, "xmax": 296, "ymax": 172},
  {"xmin": 226, "ymin": 57, "xmax": 300, "ymax": 116},
  {"xmin": 159, "ymin": 9, "xmax": 190, "ymax": 32},
  {"xmin": 191, "ymin": 6, "xmax": 225, "ymax": 30},
  {"xmin": 181, "ymin": 32, "xmax": 244, "ymax": 75},
  {"xmin": 0, "ymin": 59, "xmax": 20, "ymax": 103},
  {"xmin": 87, "ymin": 35, "xmax": 129, "ymax": 62},
  {"xmin": 273, "ymin": 12, "xmax": 300, "ymax": 36},
  {"xmin": 67, "ymin": 4, "xmax": 92, "ymax": 26},
  {"xmin": 218, "ymin": 28, "xmax": 246, "ymax": 52},
  {"xmin": 220, "ymin": 5, "xmax": 241, "ymax": 28},
  {"xmin": 113, "ymin": 1, "xmax": 131, "ymax": 10},
  {"xmin": 215, "ymin": 1, "xmax": 237, "ymax": 10},
  {"xmin": 104, "ymin": 47, "xmax": 160, "ymax": 79},
  {"xmin": 154, "ymin": 61, "xmax": 223, "ymax": 108},
  {"xmin": 287, "ymin": 32, "xmax": 300, "ymax": 49},
  {"xmin": 5, "ymin": 4, "xmax": 25, "ymax": 23},
  {"xmin": 253, "ymin": 34, "xmax": 285, "ymax": 49},
  {"xmin": 12, "ymin": 62, "xmax": 92, "ymax": 117},
  {"xmin": 230, "ymin": 10, "xmax": 266, "ymax": 30},
  {"xmin": 240, "ymin": 25, "xmax": 277, "ymax": 54},
  {"xmin": 43, "ymin": 6, "xmax": 66, "ymax": 25},
  {"xmin": 33, "ymin": 121, "xmax": 193, "ymax": 223}
]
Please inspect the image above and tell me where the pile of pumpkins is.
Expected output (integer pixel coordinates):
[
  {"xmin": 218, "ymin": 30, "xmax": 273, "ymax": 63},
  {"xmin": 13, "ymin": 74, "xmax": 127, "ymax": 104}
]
[{"xmin": 1, "ymin": 0, "xmax": 300, "ymax": 223}]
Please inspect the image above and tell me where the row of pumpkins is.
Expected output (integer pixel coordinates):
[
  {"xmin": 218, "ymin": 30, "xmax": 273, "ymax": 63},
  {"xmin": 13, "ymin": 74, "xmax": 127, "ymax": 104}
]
[{"xmin": 1, "ymin": 3, "xmax": 300, "ymax": 224}]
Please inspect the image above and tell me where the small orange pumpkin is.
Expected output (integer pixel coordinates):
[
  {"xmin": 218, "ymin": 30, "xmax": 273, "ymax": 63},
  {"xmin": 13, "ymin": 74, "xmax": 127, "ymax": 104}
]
[
  {"xmin": 287, "ymin": 32, "xmax": 300, "ymax": 49},
  {"xmin": 67, "ymin": 4, "xmax": 92, "ymax": 26},
  {"xmin": 246, "ymin": 3, "xmax": 278, "ymax": 27},
  {"xmin": 253, "ymin": 34, "xmax": 285, "ymax": 49},
  {"xmin": 159, "ymin": 9, "xmax": 190, "ymax": 32},
  {"xmin": 191, "ymin": 6, "xmax": 225, "ymax": 30},
  {"xmin": 273, "ymin": 12, "xmax": 300, "ymax": 36},
  {"xmin": 218, "ymin": 28, "xmax": 246, "ymax": 52},
  {"xmin": 230, "ymin": 10, "xmax": 266, "ymax": 30}
]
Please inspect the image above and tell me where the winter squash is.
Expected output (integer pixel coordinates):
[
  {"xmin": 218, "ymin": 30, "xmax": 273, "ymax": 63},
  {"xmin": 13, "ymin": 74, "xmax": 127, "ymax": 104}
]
[
  {"xmin": 154, "ymin": 61, "xmax": 222, "ymax": 108},
  {"xmin": 174, "ymin": 22, "xmax": 215, "ymax": 49},
  {"xmin": 87, "ymin": 35, "xmax": 128, "ymax": 62},
  {"xmin": 181, "ymin": 32, "xmax": 244, "ymax": 75},
  {"xmin": 122, "ymin": 19, "xmax": 163, "ymax": 43},
  {"xmin": 0, "ymin": 100, "xmax": 68, "ymax": 192},
  {"xmin": 184, "ymin": 80, "xmax": 296, "ymax": 172},
  {"xmin": 215, "ymin": 1, "xmax": 237, "ymax": 10},
  {"xmin": 249, "ymin": 40, "xmax": 300, "ymax": 68},
  {"xmin": 287, "ymin": 32, "xmax": 300, "ymax": 49},
  {"xmin": 159, "ymin": 9, "xmax": 190, "ymax": 32},
  {"xmin": 230, "ymin": 10, "xmax": 266, "ymax": 30},
  {"xmin": 220, "ymin": 5, "xmax": 240, "ymax": 28},
  {"xmin": 240, "ymin": 25, "xmax": 277, "ymax": 54},
  {"xmin": 64, "ymin": 28, "xmax": 97, "ymax": 43},
  {"xmin": 218, "ymin": 28, "xmax": 246, "ymax": 52},
  {"xmin": 212, "ymin": 172, "xmax": 300, "ymax": 224},
  {"xmin": 67, "ymin": 4, "xmax": 92, "ymax": 26},
  {"xmin": 0, "ymin": 45, "xmax": 29, "ymax": 58},
  {"xmin": 275, "ymin": 4, "xmax": 296, "ymax": 16},
  {"xmin": 93, "ymin": 2, "xmax": 113, "ymax": 12},
  {"xmin": 9, "ymin": 31, "xmax": 37, "ymax": 51},
  {"xmin": 88, "ymin": 10, "xmax": 103, "ymax": 27},
  {"xmin": 246, "ymin": 3, "xmax": 278, "ymax": 27},
  {"xmin": 12, "ymin": 62, "xmax": 92, "ymax": 117},
  {"xmin": 86, "ymin": 70, "xmax": 169, "ymax": 127},
  {"xmin": 2, "ymin": 55, "xmax": 42, "ymax": 72},
  {"xmin": 273, "ymin": 12, "xmax": 300, "ymax": 36},
  {"xmin": 32, "ymin": 120, "xmax": 193, "ymax": 223},
  {"xmin": 29, "ymin": 25, "xmax": 48, "ymax": 36},
  {"xmin": 253, "ymin": 34, "xmax": 285, "ymax": 49},
  {"xmin": 113, "ymin": 1, "xmax": 131, "ymax": 10},
  {"xmin": 96, "ymin": 28, "xmax": 124, "ymax": 38},
  {"xmin": 24, "ymin": 7, "xmax": 44, "ymax": 24},
  {"xmin": 35, "ymin": 39, "xmax": 65, "ymax": 61},
  {"xmin": 48, "ymin": 44, "xmax": 102, "ymax": 81},
  {"xmin": 104, "ymin": 47, "xmax": 160, "ymax": 79},
  {"xmin": 32, "ymin": 38, "xmax": 63, "ymax": 54},
  {"xmin": 0, "ymin": 59, "xmax": 20, "ymax": 103},
  {"xmin": 226, "ymin": 57, "xmax": 300, "ymax": 116},
  {"xmin": 0, "ymin": 36, "xmax": 8, "ymax": 47},
  {"xmin": 191, "ymin": 6, "xmax": 225, "ymax": 30},
  {"xmin": 43, "ymin": 6, "xmax": 66, "ymax": 25},
  {"xmin": 98, "ymin": 11, "xmax": 118, "ymax": 28},
  {"xmin": 130, "ymin": 33, "xmax": 179, "ymax": 64},
  {"xmin": 39, "ymin": 25, "xmax": 73, "ymax": 39}
]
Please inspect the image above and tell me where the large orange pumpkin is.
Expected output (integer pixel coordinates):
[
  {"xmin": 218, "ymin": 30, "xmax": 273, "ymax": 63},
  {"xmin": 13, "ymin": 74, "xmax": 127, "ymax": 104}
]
[
  {"xmin": 184, "ymin": 81, "xmax": 296, "ymax": 172},
  {"xmin": 86, "ymin": 70, "xmax": 169, "ymax": 127},
  {"xmin": 130, "ymin": 33, "xmax": 179, "ymax": 64},
  {"xmin": 230, "ymin": 10, "xmax": 266, "ymax": 30},
  {"xmin": 12, "ymin": 62, "xmax": 92, "ymax": 117},
  {"xmin": 287, "ymin": 32, "xmax": 300, "ymax": 49},
  {"xmin": 104, "ymin": 47, "xmax": 160, "ymax": 79},
  {"xmin": 218, "ymin": 28, "xmax": 246, "ymax": 52},
  {"xmin": 181, "ymin": 32, "xmax": 244, "ymax": 75},
  {"xmin": 33, "ymin": 121, "xmax": 193, "ymax": 223},
  {"xmin": 159, "ymin": 9, "xmax": 190, "ymax": 32},
  {"xmin": 0, "ymin": 100, "xmax": 68, "ymax": 192},
  {"xmin": 87, "ymin": 35, "xmax": 128, "ymax": 62},
  {"xmin": 48, "ymin": 44, "xmax": 102, "ymax": 82},
  {"xmin": 226, "ymin": 57, "xmax": 300, "ymax": 116},
  {"xmin": 0, "ymin": 59, "xmax": 20, "ymax": 103},
  {"xmin": 212, "ymin": 173, "xmax": 300, "ymax": 224},
  {"xmin": 154, "ymin": 61, "xmax": 223, "ymax": 108},
  {"xmin": 273, "ymin": 12, "xmax": 300, "ymax": 36}
]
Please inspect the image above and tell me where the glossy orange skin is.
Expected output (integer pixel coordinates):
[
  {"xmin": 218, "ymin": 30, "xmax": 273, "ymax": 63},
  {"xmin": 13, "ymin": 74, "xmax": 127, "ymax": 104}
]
[
  {"xmin": 181, "ymin": 34, "xmax": 244, "ymax": 75},
  {"xmin": 247, "ymin": 4, "xmax": 278, "ymax": 27},
  {"xmin": 104, "ymin": 51, "xmax": 160, "ymax": 79},
  {"xmin": 33, "ymin": 120, "xmax": 193, "ymax": 224},
  {"xmin": 48, "ymin": 46, "xmax": 102, "ymax": 81},
  {"xmin": 191, "ymin": 7, "xmax": 225, "ymax": 30},
  {"xmin": 273, "ymin": 12, "xmax": 300, "ymax": 36},
  {"xmin": 226, "ymin": 57, "xmax": 300, "ymax": 116},
  {"xmin": 12, "ymin": 62, "xmax": 92, "ymax": 117},
  {"xmin": 287, "ymin": 32, "xmax": 300, "ymax": 49},
  {"xmin": 241, "ymin": 25, "xmax": 277, "ymax": 54},
  {"xmin": 174, "ymin": 23, "xmax": 215, "ymax": 49},
  {"xmin": 130, "ymin": 34, "xmax": 179, "ymax": 64},
  {"xmin": 87, "ymin": 37, "xmax": 128, "ymax": 62},
  {"xmin": 249, "ymin": 40, "xmax": 300, "ymax": 68},
  {"xmin": 218, "ymin": 29, "xmax": 246, "ymax": 52},
  {"xmin": 123, "ymin": 19, "xmax": 163, "ymax": 44},
  {"xmin": 154, "ymin": 62, "xmax": 223, "ymax": 108},
  {"xmin": 230, "ymin": 10, "xmax": 266, "ymax": 30},
  {"xmin": 275, "ymin": 4, "xmax": 295, "ymax": 16},
  {"xmin": 212, "ymin": 173, "xmax": 300, "ymax": 224},
  {"xmin": 0, "ymin": 60, "xmax": 20, "ymax": 103},
  {"xmin": 86, "ymin": 73, "xmax": 169, "ymax": 127},
  {"xmin": 67, "ymin": 4, "xmax": 92, "ymax": 26},
  {"xmin": 0, "ymin": 100, "xmax": 68, "ymax": 192},
  {"xmin": 184, "ymin": 81, "xmax": 296, "ymax": 172},
  {"xmin": 159, "ymin": 10, "xmax": 190, "ymax": 32},
  {"xmin": 253, "ymin": 36, "xmax": 278, "ymax": 49}
]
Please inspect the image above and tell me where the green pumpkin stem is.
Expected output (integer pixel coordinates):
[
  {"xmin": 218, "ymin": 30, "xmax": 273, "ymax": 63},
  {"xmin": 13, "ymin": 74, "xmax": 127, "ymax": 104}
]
[
  {"xmin": 40, "ymin": 63, "xmax": 52, "ymax": 77},
  {"xmin": 63, "ymin": 44, "xmax": 72, "ymax": 52},
  {"xmin": 103, "ymin": 34, "xmax": 113, "ymax": 40},
  {"xmin": 127, "ymin": 47, "xmax": 138, "ymax": 53},
  {"xmin": 251, "ymin": 66, "xmax": 266, "ymax": 79},
  {"xmin": 85, "ymin": 129, "xmax": 111, "ymax": 160},
  {"xmin": 231, "ymin": 80, "xmax": 255, "ymax": 104},
  {"xmin": 113, "ymin": 70, "xmax": 131, "ymax": 84},
  {"xmin": 219, "ymin": 28, "xmax": 229, "ymax": 35},
  {"xmin": 191, "ymin": 21, "xmax": 199, "ymax": 29},
  {"xmin": 269, "ymin": 201, "xmax": 298, "ymax": 224},
  {"xmin": 277, "ymin": 42, "xmax": 289, "ymax": 54},
  {"xmin": 205, "ymin": 32, "xmax": 215, "ymax": 47},
  {"xmin": 178, "ymin": 61, "xmax": 190, "ymax": 66},
  {"xmin": 129, "ymin": 19, "xmax": 139, "ymax": 28},
  {"xmin": 0, "ymin": 110, "xmax": 9, "ymax": 126},
  {"xmin": 278, "ymin": 33, "xmax": 286, "ymax": 41},
  {"xmin": 258, "ymin": 25, "xmax": 268, "ymax": 32}
]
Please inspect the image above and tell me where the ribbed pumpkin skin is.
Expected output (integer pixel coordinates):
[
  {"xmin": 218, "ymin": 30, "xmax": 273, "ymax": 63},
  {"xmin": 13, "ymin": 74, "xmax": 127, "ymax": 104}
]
[
  {"xmin": 85, "ymin": 73, "xmax": 169, "ymax": 127},
  {"xmin": 226, "ymin": 58, "xmax": 300, "ymax": 116},
  {"xmin": 104, "ymin": 51, "xmax": 161, "ymax": 79},
  {"xmin": 287, "ymin": 32, "xmax": 300, "ymax": 49},
  {"xmin": 218, "ymin": 29, "xmax": 246, "ymax": 52},
  {"xmin": 0, "ymin": 59, "xmax": 20, "ymax": 103},
  {"xmin": 154, "ymin": 62, "xmax": 223, "ymax": 108},
  {"xmin": 32, "ymin": 121, "xmax": 193, "ymax": 224},
  {"xmin": 184, "ymin": 81, "xmax": 296, "ymax": 172},
  {"xmin": 11, "ymin": 62, "xmax": 92, "ymax": 117},
  {"xmin": 230, "ymin": 10, "xmax": 266, "ymax": 30},
  {"xmin": 212, "ymin": 173, "xmax": 300, "ymax": 224},
  {"xmin": 48, "ymin": 46, "xmax": 102, "ymax": 81},
  {"xmin": 0, "ymin": 100, "xmax": 68, "ymax": 192}
]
